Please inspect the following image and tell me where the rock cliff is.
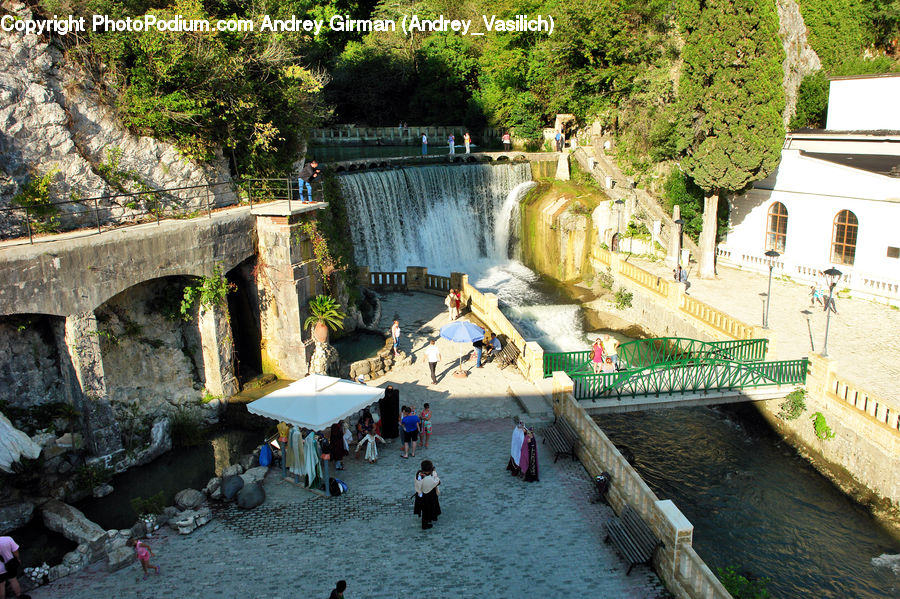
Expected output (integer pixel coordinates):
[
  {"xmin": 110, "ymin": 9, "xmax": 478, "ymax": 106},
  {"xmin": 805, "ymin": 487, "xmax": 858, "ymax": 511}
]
[{"xmin": 776, "ymin": 0, "xmax": 822, "ymax": 127}]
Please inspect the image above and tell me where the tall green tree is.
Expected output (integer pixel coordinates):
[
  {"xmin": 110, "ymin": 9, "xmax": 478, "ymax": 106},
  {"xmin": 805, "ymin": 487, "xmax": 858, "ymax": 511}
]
[{"xmin": 675, "ymin": 0, "xmax": 786, "ymax": 278}]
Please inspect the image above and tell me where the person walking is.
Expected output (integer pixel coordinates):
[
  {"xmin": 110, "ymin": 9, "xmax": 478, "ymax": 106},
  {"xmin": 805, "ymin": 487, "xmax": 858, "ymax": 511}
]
[
  {"xmin": 298, "ymin": 159, "xmax": 321, "ymax": 203},
  {"xmin": 463, "ymin": 132, "xmax": 471, "ymax": 154},
  {"xmin": 391, "ymin": 319, "xmax": 401, "ymax": 356},
  {"xmin": 502, "ymin": 131, "xmax": 511, "ymax": 151},
  {"xmin": 413, "ymin": 460, "xmax": 441, "ymax": 529},
  {"xmin": 448, "ymin": 133, "xmax": 455, "ymax": 154},
  {"xmin": 127, "ymin": 538, "xmax": 160, "ymax": 579},
  {"xmin": 590, "ymin": 337, "xmax": 605, "ymax": 374},
  {"xmin": 602, "ymin": 334, "xmax": 620, "ymax": 369},
  {"xmin": 425, "ymin": 339, "xmax": 441, "ymax": 385},
  {"xmin": 421, "ymin": 133, "xmax": 428, "ymax": 156},
  {"xmin": 420, "ymin": 402, "xmax": 433, "ymax": 448},
  {"xmin": 444, "ymin": 289, "xmax": 459, "ymax": 320},
  {"xmin": 0, "ymin": 536, "xmax": 26, "ymax": 599},
  {"xmin": 400, "ymin": 407, "xmax": 420, "ymax": 458},
  {"xmin": 329, "ymin": 580, "xmax": 347, "ymax": 599},
  {"xmin": 554, "ymin": 130, "xmax": 562, "ymax": 152},
  {"xmin": 518, "ymin": 428, "xmax": 539, "ymax": 482},
  {"xmin": 506, "ymin": 421, "xmax": 525, "ymax": 476}
]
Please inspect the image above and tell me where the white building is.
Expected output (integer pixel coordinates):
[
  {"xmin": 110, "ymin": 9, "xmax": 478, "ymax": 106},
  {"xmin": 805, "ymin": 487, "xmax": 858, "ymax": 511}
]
[{"xmin": 719, "ymin": 74, "xmax": 900, "ymax": 305}]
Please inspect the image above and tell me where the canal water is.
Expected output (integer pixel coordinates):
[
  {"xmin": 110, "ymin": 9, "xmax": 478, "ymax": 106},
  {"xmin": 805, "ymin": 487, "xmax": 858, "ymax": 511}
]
[{"xmin": 337, "ymin": 161, "xmax": 900, "ymax": 598}]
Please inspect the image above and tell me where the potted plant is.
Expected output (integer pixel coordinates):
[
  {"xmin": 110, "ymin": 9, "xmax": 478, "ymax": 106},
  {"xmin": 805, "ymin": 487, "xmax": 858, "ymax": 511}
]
[{"xmin": 304, "ymin": 295, "xmax": 347, "ymax": 343}]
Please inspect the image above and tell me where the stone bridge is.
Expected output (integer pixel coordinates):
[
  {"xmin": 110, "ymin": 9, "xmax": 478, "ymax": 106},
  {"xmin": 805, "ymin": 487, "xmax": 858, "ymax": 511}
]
[{"xmin": 331, "ymin": 151, "xmax": 559, "ymax": 172}]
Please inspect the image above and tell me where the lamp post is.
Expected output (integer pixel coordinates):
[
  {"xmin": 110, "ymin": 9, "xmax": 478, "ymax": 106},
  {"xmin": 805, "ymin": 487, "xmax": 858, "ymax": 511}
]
[
  {"xmin": 674, "ymin": 218, "xmax": 684, "ymax": 266},
  {"xmin": 763, "ymin": 250, "xmax": 780, "ymax": 329},
  {"xmin": 614, "ymin": 199, "xmax": 625, "ymax": 252},
  {"xmin": 820, "ymin": 267, "xmax": 842, "ymax": 357}
]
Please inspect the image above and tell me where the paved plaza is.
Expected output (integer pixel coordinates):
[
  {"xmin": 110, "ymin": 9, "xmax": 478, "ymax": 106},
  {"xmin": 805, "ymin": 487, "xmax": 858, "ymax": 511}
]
[
  {"xmin": 630, "ymin": 257, "xmax": 900, "ymax": 401},
  {"xmin": 30, "ymin": 418, "xmax": 668, "ymax": 599}
]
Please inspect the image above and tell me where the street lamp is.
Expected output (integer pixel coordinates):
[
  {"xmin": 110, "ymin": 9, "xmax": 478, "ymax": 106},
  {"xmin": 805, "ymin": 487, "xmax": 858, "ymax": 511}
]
[
  {"xmin": 674, "ymin": 218, "xmax": 684, "ymax": 266},
  {"xmin": 820, "ymin": 267, "xmax": 842, "ymax": 357},
  {"xmin": 763, "ymin": 250, "xmax": 780, "ymax": 329},
  {"xmin": 614, "ymin": 199, "xmax": 625, "ymax": 252}
]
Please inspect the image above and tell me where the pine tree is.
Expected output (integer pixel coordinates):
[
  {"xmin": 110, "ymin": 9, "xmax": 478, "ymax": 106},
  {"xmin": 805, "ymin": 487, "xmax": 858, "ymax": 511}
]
[{"xmin": 675, "ymin": 0, "xmax": 786, "ymax": 278}]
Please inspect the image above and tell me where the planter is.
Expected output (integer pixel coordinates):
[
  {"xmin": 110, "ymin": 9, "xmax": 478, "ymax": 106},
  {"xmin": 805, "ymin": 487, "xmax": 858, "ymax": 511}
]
[{"xmin": 313, "ymin": 321, "xmax": 329, "ymax": 343}]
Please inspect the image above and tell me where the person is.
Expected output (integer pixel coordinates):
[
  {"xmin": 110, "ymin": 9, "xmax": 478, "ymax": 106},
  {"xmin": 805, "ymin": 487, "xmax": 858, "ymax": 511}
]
[
  {"xmin": 506, "ymin": 422, "xmax": 525, "ymax": 476},
  {"xmin": 127, "ymin": 538, "xmax": 160, "ymax": 579},
  {"xmin": 444, "ymin": 289, "xmax": 459, "ymax": 320},
  {"xmin": 355, "ymin": 428, "xmax": 385, "ymax": 463},
  {"xmin": 413, "ymin": 460, "xmax": 441, "ymax": 529},
  {"xmin": 463, "ymin": 131, "xmax": 471, "ymax": 154},
  {"xmin": 420, "ymin": 402, "xmax": 433, "ymax": 448},
  {"xmin": 602, "ymin": 334, "xmax": 619, "ymax": 369},
  {"xmin": 554, "ymin": 130, "xmax": 562, "ymax": 152},
  {"xmin": 448, "ymin": 133, "xmax": 455, "ymax": 154},
  {"xmin": 298, "ymin": 159, "xmax": 321, "ymax": 203},
  {"xmin": 590, "ymin": 337, "xmax": 605, "ymax": 374},
  {"xmin": 675, "ymin": 265, "xmax": 690, "ymax": 293},
  {"xmin": 488, "ymin": 333, "xmax": 502, "ymax": 357},
  {"xmin": 424, "ymin": 339, "xmax": 441, "ymax": 385},
  {"xmin": 356, "ymin": 410, "xmax": 374, "ymax": 442},
  {"xmin": 329, "ymin": 580, "xmax": 347, "ymax": 599},
  {"xmin": 823, "ymin": 292, "xmax": 838, "ymax": 314},
  {"xmin": 452, "ymin": 289, "xmax": 462, "ymax": 316},
  {"xmin": 518, "ymin": 428, "xmax": 539, "ymax": 482},
  {"xmin": 601, "ymin": 356, "xmax": 616, "ymax": 373},
  {"xmin": 421, "ymin": 133, "xmax": 428, "ymax": 156},
  {"xmin": 400, "ymin": 407, "xmax": 420, "ymax": 458},
  {"xmin": 0, "ymin": 536, "xmax": 25, "ymax": 599},
  {"xmin": 809, "ymin": 284, "xmax": 824, "ymax": 307},
  {"xmin": 472, "ymin": 338, "xmax": 484, "ymax": 368},
  {"xmin": 329, "ymin": 421, "xmax": 348, "ymax": 470},
  {"xmin": 391, "ymin": 320, "xmax": 401, "ymax": 356},
  {"xmin": 502, "ymin": 131, "xmax": 511, "ymax": 151},
  {"xmin": 277, "ymin": 420, "xmax": 290, "ymax": 477}
]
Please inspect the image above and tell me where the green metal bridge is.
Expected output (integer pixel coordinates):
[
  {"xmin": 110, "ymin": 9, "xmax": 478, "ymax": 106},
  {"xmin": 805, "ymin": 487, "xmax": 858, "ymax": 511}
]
[{"xmin": 543, "ymin": 337, "xmax": 807, "ymax": 407}]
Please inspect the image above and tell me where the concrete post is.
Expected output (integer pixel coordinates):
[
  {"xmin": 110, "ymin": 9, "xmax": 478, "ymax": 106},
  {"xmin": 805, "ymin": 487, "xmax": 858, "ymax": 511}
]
[
  {"xmin": 197, "ymin": 304, "xmax": 239, "ymax": 398},
  {"xmin": 255, "ymin": 215, "xmax": 316, "ymax": 379},
  {"xmin": 555, "ymin": 154, "xmax": 570, "ymax": 181},
  {"xmin": 666, "ymin": 205, "xmax": 682, "ymax": 267},
  {"xmin": 654, "ymin": 499, "xmax": 693, "ymax": 578},
  {"xmin": 524, "ymin": 341, "xmax": 545, "ymax": 383},
  {"xmin": 551, "ymin": 371, "xmax": 575, "ymax": 410},
  {"xmin": 482, "ymin": 293, "xmax": 500, "ymax": 331},
  {"xmin": 407, "ymin": 266, "xmax": 427, "ymax": 291},
  {"xmin": 62, "ymin": 312, "xmax": 123, "ymax": 460},
  {"xmin": 357, "ymin": 266, "xmax": 370, "ymax": 287}
]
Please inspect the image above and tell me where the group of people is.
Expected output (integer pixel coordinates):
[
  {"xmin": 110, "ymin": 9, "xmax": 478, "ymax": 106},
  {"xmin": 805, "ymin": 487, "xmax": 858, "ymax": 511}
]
[
  {"xmin": 590, "ymin": 334, "xmax": 620, "ymax": 374},
  {"xmin": 506, "ymin": 422, "xmax": 539, "ymax": 482},
  {"xmin": 809, "ymin": 284, "xmax": 838, "ymax": 314},
  {"xmin": 399, "ymin": 403, "xmax": 432, "ymax": 458},
  {"xmin": 471, "ymin": 333, "xmax": 502, "ymax": 368},
  {"xmin": 444, "ymin": 288, "xmax": 461, "ymax": 320}
]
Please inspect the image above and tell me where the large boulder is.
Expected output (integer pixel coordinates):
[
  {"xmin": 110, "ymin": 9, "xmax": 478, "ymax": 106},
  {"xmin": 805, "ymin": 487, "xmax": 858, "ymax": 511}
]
[
  {"xmin": 174, "ymin": 488, "xmax": 205, "ymax": 510},
  {"xmin": 0, "ymin": 502, "xmax": 34, "ymax": 535},
  {"xmin": 240, "ymin": 466, "xmax": 268, "ymax": 486},
  {"xmin": 220, "ymin": 475, "xmax": 244, "ymax": 500},
  {"xmin": 236, "ymin": 482, "xmax": 265, "ymax": 509},
  {"xmin": 222, "ymin": 464, "xmax": 243, "ymax": 477},
  {"xmin": 133, "ymin": 419, "xmax": 172, "ymax": 467},
  {"xmin": 0, "ymin": 412, "xmax": 41, "ymax": 472},
  {"xmin": 42, "ymin": 500, "xmax": 105, "ymax": 556},
  {"xmin": 106, "ymin": 545, "xmax": 133, "ymax": 572}
]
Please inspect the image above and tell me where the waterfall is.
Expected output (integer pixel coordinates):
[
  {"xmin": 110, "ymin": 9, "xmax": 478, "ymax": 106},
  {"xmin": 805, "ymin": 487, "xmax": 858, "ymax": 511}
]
[
  {"xmin": 339, "ymin": 163, "xmax": 531, "ymax": 272},
  {"xmin": 494, "ymin": 180, "xmax": 536, "ymax": 259}
]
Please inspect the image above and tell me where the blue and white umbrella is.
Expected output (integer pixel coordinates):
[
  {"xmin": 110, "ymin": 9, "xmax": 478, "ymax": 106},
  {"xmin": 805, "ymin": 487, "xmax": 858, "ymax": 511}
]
[{"xmin": 440, "ymin": 320, "xmax": 485, "ymax": 376}]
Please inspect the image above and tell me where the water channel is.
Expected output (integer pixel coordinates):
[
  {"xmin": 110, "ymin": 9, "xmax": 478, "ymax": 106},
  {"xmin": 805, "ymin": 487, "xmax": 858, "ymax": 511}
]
[{"xmin": 337, "ymin": 161, "xmax": 900, "ymax": 597}]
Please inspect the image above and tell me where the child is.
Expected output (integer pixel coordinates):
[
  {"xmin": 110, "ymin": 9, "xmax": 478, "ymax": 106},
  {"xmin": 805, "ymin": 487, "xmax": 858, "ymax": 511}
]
[
  {"xmin": 420, "ymin": 403, "xmax": 433, "ymax": 449},
  {"xmin": 127, "ymin": 538, "xmax": 160, "ymax": 579},
  {"xmin": 355, "ymin": 429, "xmax": 386, "ymax": 463}
]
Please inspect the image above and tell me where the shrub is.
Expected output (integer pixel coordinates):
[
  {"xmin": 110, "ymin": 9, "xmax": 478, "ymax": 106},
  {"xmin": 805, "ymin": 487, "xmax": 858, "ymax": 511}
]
[
  {"xmin": 778, "ymin": 387, "xmax": 807, "ymax": 420},
  {"xmin": 811, "ymin": 411, "xmax": 836, "ymax": 440},
  {"xmin": 131, "ymin": 491, "xmax": 166, "ymax": 516},
  {"xmin": 614, "ymin": 288, "xmax": 633, "ymax": 309},
  {"xmin": 171, "ymin": 408, "xmax": 205, "ymax": 447},
  {"xmin": 717, "ymin": 565, "xmax": 771, "ymax": 599}
]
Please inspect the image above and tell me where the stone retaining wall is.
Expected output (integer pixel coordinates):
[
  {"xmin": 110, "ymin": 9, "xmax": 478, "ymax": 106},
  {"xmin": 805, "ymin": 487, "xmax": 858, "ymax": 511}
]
[{"xmin": 346, "ymin": 338, "xmax": 412, "ymax": 382}]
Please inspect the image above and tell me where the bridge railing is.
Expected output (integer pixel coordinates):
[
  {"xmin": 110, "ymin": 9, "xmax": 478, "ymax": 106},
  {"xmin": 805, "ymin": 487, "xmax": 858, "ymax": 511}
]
[
  {"xmin": 245, "ymin": 177, "xmax": 325, "ymax": 207},
  {"xmin": 618, "ymin": 337, "xmax": 768, "ymax": 368},
  {"xmin": 1, "ymin": 181, "xmax": 237, "ymax": 244},
  {"xmin": 542, "ymin": 350, "xmax": 592, "ymax": 377},
  {"xmin": 570, "ymin": 357, "xmax": 808, "ymax": 401}
]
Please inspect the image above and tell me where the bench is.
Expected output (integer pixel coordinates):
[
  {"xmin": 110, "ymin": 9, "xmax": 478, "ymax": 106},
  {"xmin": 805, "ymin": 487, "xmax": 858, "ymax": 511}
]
[
  {"xmin": 494, "ymin": 339, "xmax": 520, "ymax": 370},
  {"xmin": 605, "ymin": 506, "xmax": 662, "ymax": 575},
  {"xmin": 541, "ymin": 417, "xmax": 578, "ymax": 462}
]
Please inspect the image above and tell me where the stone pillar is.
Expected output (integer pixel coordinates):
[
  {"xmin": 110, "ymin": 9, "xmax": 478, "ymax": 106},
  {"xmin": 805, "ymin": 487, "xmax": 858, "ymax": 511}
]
[
  {"xmin": 62, "ymin": 312, "xmax": 123, "ymax": 460},
  {"xmin": 256, "ymin": 214, "xmax": 318, "ymax": 379},
  {"xmin": 555, "ymin": 154, "xmax": 570, "ymax": 181},
  {"xmin": 551, "ymin": 371, "xmax": 574, "ymax": 410},
  {"xmin": 407, "ymin": 266, "xmax": 427, "ymax": 291},
  {"xmin": 654, "ymin": 499, "xmax": 693, "ymax": 579},
  {"xmin": 357, "ymin": 266, "xmax": 370, "ymax": 287},
  {"xmin": 524, "ymin": 341, "xmax": 545, "ymax": 383},
  {"xmin": 197, "ymin": 304, "xmax": 239, "ymax": 398},
  {"xmin": 482, "ymin": 293, "xmax": 499, "ymax": 331},
  {"xmin": 666, "ymin": 205, "xmax": 682, "ymax": 267}
]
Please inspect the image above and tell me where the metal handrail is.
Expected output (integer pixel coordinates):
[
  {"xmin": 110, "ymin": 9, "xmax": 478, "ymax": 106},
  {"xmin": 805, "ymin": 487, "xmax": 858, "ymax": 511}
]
[{"xmin": 569, "ymin": 357, "xmax": 808, "ymax": 401}]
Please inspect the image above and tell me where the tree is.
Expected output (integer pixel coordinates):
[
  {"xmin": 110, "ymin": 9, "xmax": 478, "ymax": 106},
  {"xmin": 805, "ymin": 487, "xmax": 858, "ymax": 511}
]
[{"xmin": 675, "ymin": 0, "xmax": 786, "ymax": 278}]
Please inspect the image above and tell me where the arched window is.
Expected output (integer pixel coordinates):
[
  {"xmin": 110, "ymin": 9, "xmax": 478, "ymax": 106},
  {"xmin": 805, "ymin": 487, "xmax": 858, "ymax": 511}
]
[
  {"xmin": 832, "ymin": 210, "xmax": 858, "ymax": 265},
  {"xmin": 765, "ymin": 202, "xmax": 788, "ymax": 253}
]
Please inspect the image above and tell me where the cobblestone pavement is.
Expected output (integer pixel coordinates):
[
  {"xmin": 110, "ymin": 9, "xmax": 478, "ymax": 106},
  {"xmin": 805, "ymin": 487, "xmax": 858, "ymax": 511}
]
[
  {"xmin": 31, "ymin": 420, "xmax": 669, "ymax": 599},
  {"xmin": 629, "ymin": 257, "xmax": 900, "ymax": 401}
]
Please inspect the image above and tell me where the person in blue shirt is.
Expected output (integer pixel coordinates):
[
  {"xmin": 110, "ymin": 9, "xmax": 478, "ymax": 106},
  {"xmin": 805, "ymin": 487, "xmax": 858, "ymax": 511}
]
[{"xmin": 400, "ymin": 407, "xmax": 421, "ymax": 458}]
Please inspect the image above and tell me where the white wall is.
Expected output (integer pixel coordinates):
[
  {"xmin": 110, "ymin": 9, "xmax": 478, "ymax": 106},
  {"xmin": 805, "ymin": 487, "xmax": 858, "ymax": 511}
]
[{"xmin": 826, "ymin": 76, "xmax": 900, "ymax": 131}]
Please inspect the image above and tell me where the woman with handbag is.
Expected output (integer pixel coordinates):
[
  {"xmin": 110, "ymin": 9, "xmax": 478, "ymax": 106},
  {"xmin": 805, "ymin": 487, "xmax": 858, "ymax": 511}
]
[{"xmin": 0, "ymin": 535, "xmax": 27, "ymax": 599}]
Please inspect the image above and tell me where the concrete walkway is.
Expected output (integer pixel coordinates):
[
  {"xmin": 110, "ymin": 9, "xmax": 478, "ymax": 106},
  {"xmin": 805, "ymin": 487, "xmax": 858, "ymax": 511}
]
[
  {"xmin": 31, "ymin": 420, "xmax": 669, "ymax": 599},
  {"xmin": 628, "ymin": 256, "xmax": 900, "ymax": 401}
]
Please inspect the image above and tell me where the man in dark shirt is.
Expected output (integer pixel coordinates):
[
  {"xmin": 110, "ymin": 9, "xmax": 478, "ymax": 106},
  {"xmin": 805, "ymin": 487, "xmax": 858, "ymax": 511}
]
[{"xmin": 298, "ymin": 159, "xmax": 320, "ymax": 203}]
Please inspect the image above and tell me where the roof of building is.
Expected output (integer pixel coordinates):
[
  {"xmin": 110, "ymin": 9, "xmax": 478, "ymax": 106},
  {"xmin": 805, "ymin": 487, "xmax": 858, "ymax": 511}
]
[
  {"xmin": 828, "ymin": 73, "xmax": 900, "ymax": 81},
  {"xmin": 791, "ymin": 128, "xmax": 900, "ymax": 137},
  {"xmin": 801, "ymin": 151, "xmax": 900, "ymax": 177}
]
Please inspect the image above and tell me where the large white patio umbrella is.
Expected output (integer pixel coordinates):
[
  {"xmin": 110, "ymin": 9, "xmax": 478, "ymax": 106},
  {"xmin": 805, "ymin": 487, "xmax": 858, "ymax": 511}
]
[{"xmin": 247, "ymin": 374, "xmax": 384, "ymax": 495}]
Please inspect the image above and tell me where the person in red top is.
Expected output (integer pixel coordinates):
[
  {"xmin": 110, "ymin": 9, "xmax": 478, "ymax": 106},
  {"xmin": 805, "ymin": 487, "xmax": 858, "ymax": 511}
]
[
  {"xmin": 127, "ymin": 538, "xmax": 160, "ymax": 579},
  {"xmin": 590, "ymin": 338, "xmax": 605, "ymax": 373}
]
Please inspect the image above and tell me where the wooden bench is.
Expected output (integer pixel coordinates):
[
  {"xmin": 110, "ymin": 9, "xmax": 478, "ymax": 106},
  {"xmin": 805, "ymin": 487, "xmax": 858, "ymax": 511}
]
[
  {"xmin": 605, "ymin": 505, "xmax": 662, "ymax": 575},
  {"xmin": 494, "ymin": 339, "xmax": 520, "ymax": 370},
  {"xmin": 541, "ymin": 417, "xmax": 578, "ymax": 462}
]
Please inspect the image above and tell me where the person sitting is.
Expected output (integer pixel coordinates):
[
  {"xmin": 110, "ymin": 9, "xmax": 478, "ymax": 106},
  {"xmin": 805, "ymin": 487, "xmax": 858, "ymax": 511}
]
[
  {"xmin": 601, "ymin": 356, "xmax": 616, "ymax": 373},
  {"xmin": 484, "ymin": 334, "xmax": 502, "ymax": 362}
]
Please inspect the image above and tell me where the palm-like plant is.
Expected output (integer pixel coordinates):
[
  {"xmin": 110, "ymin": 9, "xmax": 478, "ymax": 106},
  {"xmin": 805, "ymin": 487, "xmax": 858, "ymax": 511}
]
[{"xmin": 304, "ymin": 295, "xmax": 347, "ymax": 333}]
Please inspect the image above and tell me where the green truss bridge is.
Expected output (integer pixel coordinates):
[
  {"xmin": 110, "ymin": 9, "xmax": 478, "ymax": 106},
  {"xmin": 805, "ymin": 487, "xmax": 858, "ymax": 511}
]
[{"xmin": 543, "ymin": 338, "xmax": 808, "ymax": 413}]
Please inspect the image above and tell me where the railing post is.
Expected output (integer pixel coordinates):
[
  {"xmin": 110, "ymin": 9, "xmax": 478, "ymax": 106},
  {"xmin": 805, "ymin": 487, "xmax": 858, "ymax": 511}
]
[
  {"xmin": 206, "ymin": 185, "xmax": 212, "ymax": 218},
  {"xmin": 94, "ymin": 197, "xmax": 102, "ymax": 234},
  {"xmin": 247, "ymin": 180, "xmax": 253, "ymax": 208},
  {"xmin": 24, "ymin": 206, "xmax": 33, "ymax": 244},
  {"xmin": 287, "ymin": 177, "xmax": 292, "ymax": 211}
]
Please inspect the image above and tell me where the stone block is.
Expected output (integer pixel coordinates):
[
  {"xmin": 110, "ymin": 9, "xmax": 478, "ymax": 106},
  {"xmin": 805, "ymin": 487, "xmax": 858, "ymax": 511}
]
[
  {"xmin": 240, "ymin": 466, "xmax": 268, "ymax": 486},
  {"xmin": 353, "ymin": 360, "xmax": 371, "ymax": 375},
  {"xmin": 221, "ymin": 474, "xmax": 244, "ymax": 500},
  {"xmin": 194, "ymin": 507, "xmax": 212, "ymax": 527},
  {"xmin": 0, "ymin": 502, "xmax": 34, "ymax": 535},
  {"xmin": 129, "ymin": 521, "xmax": 147, "ymax": 540},
  {"xmin": 48, "ymin": 564, "xmax": 69, "ymax": 582},
  {"xmin": 204, "ymin": 476, "xmax": 221, "ymax": 495},
  {"xmin": 238, "ymin": 453, "xmax": 255, "ymax": 470},
  {"xmin": 236, "ymin": 482, "xmax": 265, "ymax": 509},
  {"xmin": 42, "ymin": 499, "xmax": 105, "ymax": 547},
  {"xmin": 106, "ymin": 545, "xmax": 134, "ymax": 572},
  {"xmin": 173, "ymin": 511, "xmax": 197, "ymax": 535},
  {"xmin": 222, "ymin": 464, "xmax": 243, "ymax": 477},
  {"xmin": 174, "ymin": 488, "xmax": 205, "ymax": 510}
]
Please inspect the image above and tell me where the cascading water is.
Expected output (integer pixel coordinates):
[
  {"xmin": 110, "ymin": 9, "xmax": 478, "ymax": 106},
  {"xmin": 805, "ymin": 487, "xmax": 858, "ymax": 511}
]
[{"xmin": 339, "ymin": 163, "xmax": 587, "ymax": 351}]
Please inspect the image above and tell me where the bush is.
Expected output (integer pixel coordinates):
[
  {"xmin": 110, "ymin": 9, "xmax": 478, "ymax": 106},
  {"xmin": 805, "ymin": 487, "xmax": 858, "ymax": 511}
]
[
  {"xmin": 171, "ymin": 408, "xmax": 205, "ymax": 447},
  {"xmin": 131, "ymin": 491, "xmax": 166, "ymax": 516},
  {"xmin": 614, "ymin": 288, "xmax": 633, "ymax": 309},
  {"xmin": 778, "ymin": 387, "xmax": 807, "ymax": 420},
  {"xmin": 811, "ymin": 411, "xmax": 836, "ymax": 440},
  {"xmin": 789, "ymin": 72, "xmax": 829, "ymax": 130},
  {"xmin": 717, "ymin": 566, "xmax": 771, "ymax": 599}
]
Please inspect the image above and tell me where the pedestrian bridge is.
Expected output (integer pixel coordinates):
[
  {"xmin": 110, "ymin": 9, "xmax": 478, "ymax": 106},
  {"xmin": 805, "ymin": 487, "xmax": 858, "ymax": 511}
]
[
  {"xmin": 543, "ymin": 337, "xmax": 807, "ymax": 410},
  {"xmin": 330, "ymin": 151, "xmax": 558, "ymax": 172}
]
